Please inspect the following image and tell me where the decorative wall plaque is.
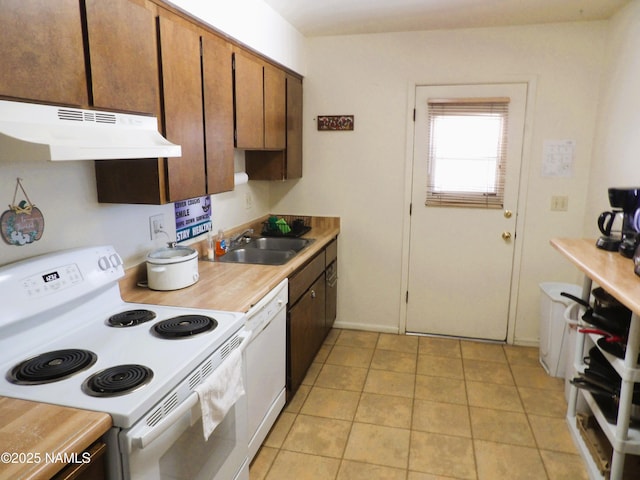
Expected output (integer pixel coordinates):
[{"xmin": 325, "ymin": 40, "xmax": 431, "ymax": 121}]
[
  {"xmin": 1, "ymin": 178, "xmax": 45, "ymax": 246},
  {"xmin": 317, "ymin": 115, "xmax": 354, "ymax": 131}
]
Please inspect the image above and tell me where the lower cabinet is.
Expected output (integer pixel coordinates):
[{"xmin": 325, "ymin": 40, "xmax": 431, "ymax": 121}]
[
  {"xmin": 325, "ymin": 238, "xmax": 338, "ymax": 333},
  {"xmin": 52, "ymin": 441, "xmax": 107, "ymax": 480},
  {"xmin": 287, "ymin": 237, "xmax": 338, "ymax": 400},
  {"xmin": 288, "ymin": 273, "xmax": 326, "ymax": 398},
  {"xmin": 325, "ymin": 261, "xmax": 337, "ymax": 333}
]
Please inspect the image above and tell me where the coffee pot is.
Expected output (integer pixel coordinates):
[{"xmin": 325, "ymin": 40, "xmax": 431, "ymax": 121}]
[
  {"xmin": 597, "ymin": 188, "xmax": 640, "ymax": 257},
  {"xmin": 596, "ymin": 210, "xmax": 623, "ymax": 251}
]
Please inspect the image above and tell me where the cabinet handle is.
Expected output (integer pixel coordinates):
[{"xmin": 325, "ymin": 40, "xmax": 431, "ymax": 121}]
[{"xmin": 310, "ymin": 289, "xmax": 316, "ymax": 299}]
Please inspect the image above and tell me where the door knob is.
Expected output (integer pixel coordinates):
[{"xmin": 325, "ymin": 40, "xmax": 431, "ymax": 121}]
[
  {"xmin": 502, "ymin": 231, "xmax": 512, "ymax": 241},
  {"xmin": 504, "ymin": 210, "xmax": 513, "ymax": 219}
]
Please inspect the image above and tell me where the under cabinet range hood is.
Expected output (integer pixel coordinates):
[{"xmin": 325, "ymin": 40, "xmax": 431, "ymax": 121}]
[{"xmin": 0, "ymin": 100, "xmax": 181, "ymax": 161}]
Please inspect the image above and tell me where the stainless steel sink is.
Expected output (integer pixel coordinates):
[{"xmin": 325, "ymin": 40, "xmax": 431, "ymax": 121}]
[
  {"xmin": 217, "ymin": 248, "xmax": 297, "ymax": 265},
  {"xmin": 217, "ymin": 237, "xmax": 313, "ymax": 265},
  {"xmin": 244, "ymin": 237, "xmax": 312, "ymax": 252}
]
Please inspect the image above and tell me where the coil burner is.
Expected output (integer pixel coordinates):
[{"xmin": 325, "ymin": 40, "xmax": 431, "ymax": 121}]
[
  {"xmin": 152, "ymin": 315, "xmax": 217, "ymax": 338},
  {"xmin": 8, "ymin": 349, "xmax": 97, "ymax": 385},
  {"xmin": 82, "ymin": 364, "xmax": 154, "ymax": 397},
  {"xmin": 108, "ymin": 309, "xmax": 157, "ymax": 327}
]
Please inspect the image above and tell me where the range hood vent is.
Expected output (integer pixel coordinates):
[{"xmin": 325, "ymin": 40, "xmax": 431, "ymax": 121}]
[{"xmin": 0, "ymin": 100, "xmax": 181, "ymax": 161}]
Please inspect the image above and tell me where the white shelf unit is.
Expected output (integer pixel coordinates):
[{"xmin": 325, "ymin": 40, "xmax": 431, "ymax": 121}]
[{"xmin": 566, "ymin": 276, "xmax": 640, "ymax": 480}]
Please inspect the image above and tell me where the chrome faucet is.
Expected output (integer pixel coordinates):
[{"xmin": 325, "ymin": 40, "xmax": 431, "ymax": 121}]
[{"xmin": 229, "ymin": 228, "xmax": 254, "ymax": 248}]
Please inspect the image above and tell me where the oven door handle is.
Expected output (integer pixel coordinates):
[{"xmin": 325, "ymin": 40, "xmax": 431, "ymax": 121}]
[
  {"xmin": 133, "ymin": 392, "xmax": 200, "ymax": 449},
  {"xmin": 133, "ymin": 331, "xmax": 251, "ymax": 450}
]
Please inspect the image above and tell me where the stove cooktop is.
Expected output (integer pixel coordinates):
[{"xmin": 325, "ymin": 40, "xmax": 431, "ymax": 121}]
[{"xmin": 0, "ymin": 299, "xmax": 245, "ymax": 427}]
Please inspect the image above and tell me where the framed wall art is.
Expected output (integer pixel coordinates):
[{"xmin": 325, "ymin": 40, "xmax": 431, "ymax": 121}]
[{"xmin": 317, "ymin": 115, "xmax": 354, "ymax": 131}]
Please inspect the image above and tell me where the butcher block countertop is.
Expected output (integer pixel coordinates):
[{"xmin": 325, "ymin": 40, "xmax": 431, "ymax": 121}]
[
  {"xmin": 0, "ymin": 397, "xmax": 111, "ymax": 480},
  {"xmin": 120, "ymin": 215, "xmax": 340, "ymax": 312},
  {"xmin": 550, "ymin": 237, "xmax": 640, "ymax": 315}
]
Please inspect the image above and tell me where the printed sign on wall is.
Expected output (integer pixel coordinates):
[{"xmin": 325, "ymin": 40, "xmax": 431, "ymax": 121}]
[
  {"xmin": 542, "ymin": 139, "xmax": 575, "ymax": 177},
  {"xmin": 175, "ymin": 196, "xmax": 212, "ymax": 242}
]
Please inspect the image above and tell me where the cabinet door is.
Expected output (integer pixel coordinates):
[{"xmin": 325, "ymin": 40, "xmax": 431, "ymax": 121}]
[
  {"xmin": 287, "ymin": 274, "xmax": 326, "ymax": 397},
  {"xmin": 285, "ymin": 75, "xmax": 303, "ymax": 178},
  {"xmin": 244, "ymin": 74, "xmax": 302, "ymax": 180},
  {"xmin": 202, "ymin": 33, "xmax": 235, "ymax": 194},
  {"xmin": 234, "ymin": 51, "xmax": 264, "ymax": 149},
  {"xmin": 326, "ymin": 261, "xmax": 337, "ymax": 332},
  {"xmin": 85, "ymin": 0, "xmax": 159, "ymax": 115},
  {"xmin": 0, "ymin": 0, "xmax": 87, "ymax": 106},
  {"xmin": 158, "ymin": 16, "xmax": 206, "ymax": 202},
  {"xmin": 264, "ymin": 65, "xmax": 286, "ymax": 149},
  {"xmin": 52, "ymin": 441, "xmax": 106, "ymax": 480}
]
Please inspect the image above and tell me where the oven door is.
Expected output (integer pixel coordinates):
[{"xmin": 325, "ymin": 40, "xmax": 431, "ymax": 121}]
[{"xmin": 119, "ymin": 390, "xmax": 248, "ymax": 480}]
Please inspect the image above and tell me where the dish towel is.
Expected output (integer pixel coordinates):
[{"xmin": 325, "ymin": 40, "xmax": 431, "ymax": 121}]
[{"xmin": 194, "ymin": 348, "xmax": 245, "ymax": 441}]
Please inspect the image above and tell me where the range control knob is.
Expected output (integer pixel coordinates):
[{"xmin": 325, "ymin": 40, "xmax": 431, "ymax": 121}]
[
  {"xmin": 109, "ymin": 254, "xmax": 123, "ymax": 268},
  {"xmin": 98, "ymin": 256, "xmax": 111, "ymax": 271}
]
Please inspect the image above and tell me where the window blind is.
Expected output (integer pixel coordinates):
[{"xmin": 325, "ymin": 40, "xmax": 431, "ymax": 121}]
[{"xmin": 425, "ymin": 97, "xmax": 510, "ymax": 208}]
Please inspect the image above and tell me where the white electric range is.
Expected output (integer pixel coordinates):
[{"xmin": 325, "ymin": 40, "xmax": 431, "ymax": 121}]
[{"xmin": 0, "ymin": 245, "xmax": 249, "ymax": 480}]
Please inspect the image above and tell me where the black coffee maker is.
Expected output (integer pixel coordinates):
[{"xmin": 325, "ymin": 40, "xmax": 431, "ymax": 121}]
[{"xmin": 597, "ymin": 187, "xmax": 640, "ymax": 257}]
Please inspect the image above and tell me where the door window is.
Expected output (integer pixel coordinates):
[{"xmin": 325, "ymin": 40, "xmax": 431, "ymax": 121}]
[{"xmin": 425, "ymin": 98, "xmax": 509, "ymax": 208}]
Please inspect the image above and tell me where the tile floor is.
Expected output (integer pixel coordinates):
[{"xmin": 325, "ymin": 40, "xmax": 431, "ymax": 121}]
[{"xmin": 249, "ymin": 328, "xmax": 589, "ymax": 480}]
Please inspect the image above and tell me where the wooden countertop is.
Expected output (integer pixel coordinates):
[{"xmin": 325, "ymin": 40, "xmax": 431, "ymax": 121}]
[
  {"xmin": 550, "ymin": 238, "xmax": 640, "ymax": 315},
  {"xmin": 121, "ymin": 216, "xmax": 340, "ymax": 312},
  {"xmin": 0, "ymin": 398, "xmax": 111, "ymax": 480}
]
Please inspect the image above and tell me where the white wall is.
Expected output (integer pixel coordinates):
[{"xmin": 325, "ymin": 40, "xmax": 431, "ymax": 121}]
[
  {"xmin": 272, "ymin": 22, "xmax": 607, "ymax": 343},
  {"xmin": 168, "ymin": 0, "xmax": 307, "ymax": 74},
  {"xmin": 0, "ymin": 0, "xmax": 305, "ymax": 268},
  {"xmin": 0, "ymin": 156, "xmax": 271, "ymax": 267},
  {"xmin": 585, "ymin": 2, "xmax": 640, "ymax": 231}
]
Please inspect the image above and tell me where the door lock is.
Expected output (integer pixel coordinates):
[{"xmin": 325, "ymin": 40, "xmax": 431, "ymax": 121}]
[
  {"xmin": 504, "ymin": 210, "xmax": 513, "ymax": 218},
  {"xmin": 502, "ymin": 231, "xmax": 512, "ymax": 241}
]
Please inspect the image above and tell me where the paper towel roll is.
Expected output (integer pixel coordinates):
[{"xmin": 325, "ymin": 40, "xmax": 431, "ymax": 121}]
[{"xmin": 234, "ymin": 172, "xmax": 249, "ymax": 186}]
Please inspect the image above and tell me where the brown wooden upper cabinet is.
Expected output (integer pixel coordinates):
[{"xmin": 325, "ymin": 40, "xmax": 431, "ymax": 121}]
[
  {"xmin": 157, "ymin": 15, "xmax": 206, "ymax": 202},
  {"xmin": 202, "ymin": 33, "xmax": 235, "ymax": 195},
  {"xmin": 0, "ymin": 0, "xmax": 88, "ymax": 106},
  {"xmin": 285, "ymin": 75, "xmax": 303, "ymax": 178},
  {"xmin": 245, "ymin": 74, "xmax": 303, "ymax": 180},
  {"xmin": 84, "ymin": 0, "xmax": 160, "ymax": 115},
  {"xmin": 264, "ymin": 64, "xmax": 287, "ymax": 150},
  {"xmin": 233, "ymin": 50, "xmax": 286, "ymax": 150},
  {"xmin": 96, "ymin": 10, "xmax": 237, "ymax": 204}
]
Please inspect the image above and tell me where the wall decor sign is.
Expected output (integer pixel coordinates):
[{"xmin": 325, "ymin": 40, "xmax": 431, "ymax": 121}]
[
  {"xmin": 174, "ymin": 195, "xmax": 212, "ymax": 242},
  {"xmin": 542, "ymin": 139, "xmax": 575, "ymax": 177},
  {"xmin": 1, "ymin": 178, "xmax": 45, "ymax": 246},
  {"xmin": 317, "ymin": 115, "xmax": 354, "ymax": 131}
]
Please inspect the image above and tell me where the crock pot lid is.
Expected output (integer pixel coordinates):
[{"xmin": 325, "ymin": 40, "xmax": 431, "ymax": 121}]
[{"xmin": 147, "ymin": 246, "xmax": 197, "ymax": 261}]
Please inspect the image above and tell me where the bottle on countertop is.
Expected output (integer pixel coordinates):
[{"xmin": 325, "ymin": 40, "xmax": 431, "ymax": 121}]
[
  {"xmin": 206, "ymin": 231, "xmax": 214, "ymax": 261},
  {"xmin": 215, "ymin": 229, "xmax": 227, "ymax": 257}
]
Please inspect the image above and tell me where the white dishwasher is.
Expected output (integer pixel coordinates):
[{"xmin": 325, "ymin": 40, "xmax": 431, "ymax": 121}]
[{"xmin": 244, "ymin": 278, "xmax": 288, "ymax": 462}]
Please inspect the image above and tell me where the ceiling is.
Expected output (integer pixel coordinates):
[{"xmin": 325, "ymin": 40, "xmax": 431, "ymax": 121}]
[{"xmin": 261, "ymin": 0, "xmax": 632, "ymax": 37}]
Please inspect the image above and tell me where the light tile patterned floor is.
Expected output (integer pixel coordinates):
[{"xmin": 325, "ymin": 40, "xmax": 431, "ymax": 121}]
[{"xmin": 249, "ymin": 329, "xmax": 589, "ymax": 480}]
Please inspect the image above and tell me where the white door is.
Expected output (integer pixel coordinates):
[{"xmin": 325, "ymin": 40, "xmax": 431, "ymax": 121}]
[{"xmin": 406, "ymin": 83, "xmax": 528, "ymax": 341}]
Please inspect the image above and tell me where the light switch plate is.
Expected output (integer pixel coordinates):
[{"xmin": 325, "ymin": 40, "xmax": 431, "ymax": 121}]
[
  {"xmin": 551, "ymin": 196, "xmax": 568, "ymax": 211},
  {"xmin": 149, "ymin": 214, "xmax": 165, "ymax": 240}
]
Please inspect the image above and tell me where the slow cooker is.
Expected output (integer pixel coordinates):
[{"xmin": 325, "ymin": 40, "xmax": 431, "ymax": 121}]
[{"xmin": 146, "ymin": 244, "xmax": 199, "ymax": 291}]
